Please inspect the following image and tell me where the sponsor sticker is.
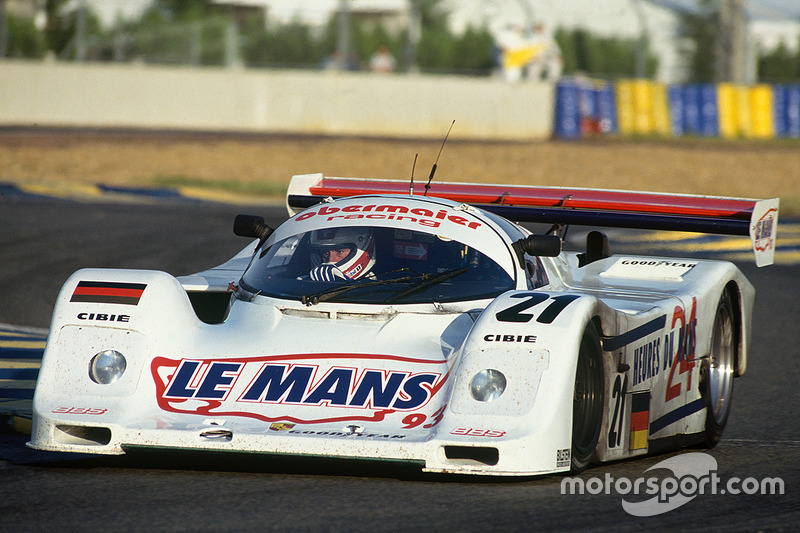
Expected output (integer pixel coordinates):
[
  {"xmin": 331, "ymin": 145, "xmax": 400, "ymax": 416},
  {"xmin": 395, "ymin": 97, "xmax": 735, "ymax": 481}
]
[
  {"xmin": 71, "ymin": 281, "xmax": 146, "ymax": 305},
  {"xmin": 450, "ymin": 427, "xmax": 506, "ymax": 438},
  {"xmin": 269, "ymin": 422, "xmax": 296, "ymax": 431},
  {"xmin": 52, "ymin": 406, "xmax": 107, "ymax": 415},
  {"xmin": 556, "ymin": 448, "xmax": 571, "ymax": 468},
  {"xmin": 601, "ymin": 258, "xmax": 697, "ymax": 281},
  {"xmin": 294, "ymin": 203, "xmax": 482, "ymax": 231},
  {"xmin": 151, "ymin": 354, "xmax": 448, "ymax": 425},
  {"xmin": 753, "ymin": 208, "xmax": 776, "ymax": 252}
]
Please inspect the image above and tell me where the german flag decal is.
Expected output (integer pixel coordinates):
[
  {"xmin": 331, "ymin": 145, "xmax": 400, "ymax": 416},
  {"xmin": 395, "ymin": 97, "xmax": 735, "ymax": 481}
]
[
  {"xmin": 630, "ymin": 391, "xmax": 650, "ymax": 451},
  {"xmin": 70, "ymin": 281, "xmax": 147, "ymax": 306}
]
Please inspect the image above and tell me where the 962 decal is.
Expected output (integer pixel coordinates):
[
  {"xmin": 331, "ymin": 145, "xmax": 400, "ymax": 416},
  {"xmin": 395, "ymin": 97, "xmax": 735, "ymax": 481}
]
[{"xmin": 450, "ymin": 427, "xmax": 506, "ymax": 438}]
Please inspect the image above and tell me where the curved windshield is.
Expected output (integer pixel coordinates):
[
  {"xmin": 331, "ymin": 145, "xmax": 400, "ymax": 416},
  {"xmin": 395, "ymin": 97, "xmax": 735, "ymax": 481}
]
[{"xmin": 240, "ymin": 226, "xmax": 515, "ymax": 305}]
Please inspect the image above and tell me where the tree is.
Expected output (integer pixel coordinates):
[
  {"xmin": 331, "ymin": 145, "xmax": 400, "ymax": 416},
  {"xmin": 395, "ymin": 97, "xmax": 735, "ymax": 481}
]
[
  {"xmin": 555, "ymin": 28, "xmax": 658, "ymax": 78},
  {"xmin": 242, "ymin": 19, "xmax": 326, "ymax": 68},
  {"xmin": 678, "ymin": 0, "xmax": 754, "ymax": 83},
  {"xmin": 3, "ymin": 12, "xmax": 46, "ymax": 57},
  {"xmin": 414, "ymin": 4, "xmax": 494, "ymax": 75},
  {"xmin": 155, "ymin": 0, "xmax": 208, "ymax": 21},
  {"xmin": 758, "ymin": 42, "xmax": 800, "ymax": 83},
  {"xmin": 677, "ymin": 4, "xmax": 718, "ymax": 83}
]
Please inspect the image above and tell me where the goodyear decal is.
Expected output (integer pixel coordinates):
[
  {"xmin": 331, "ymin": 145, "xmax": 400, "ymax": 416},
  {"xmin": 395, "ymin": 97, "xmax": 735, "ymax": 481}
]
[{"xmin": 151, "ymin": 353, "xmax": 449, "ymax": 425}]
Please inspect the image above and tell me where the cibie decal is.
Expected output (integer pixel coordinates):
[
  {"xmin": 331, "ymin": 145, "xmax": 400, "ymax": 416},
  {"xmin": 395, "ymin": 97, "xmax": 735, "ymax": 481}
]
[
  {"xmin": 77, "ymin": 312, "xmax": 130, "ymax": 323},
  {"xmin": 151, "ymin": 353, "xmax": 448, "ymax": 425},
  {"xmin": 294, "ymin": 203, "xmax": 481, "ymax": 230}
]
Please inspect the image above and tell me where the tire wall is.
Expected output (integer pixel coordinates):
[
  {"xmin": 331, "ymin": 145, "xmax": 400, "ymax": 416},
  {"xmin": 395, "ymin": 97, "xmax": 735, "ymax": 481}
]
[{"xmin": 557, "ymin": 76, "xmax": 800, "ymax": 140}]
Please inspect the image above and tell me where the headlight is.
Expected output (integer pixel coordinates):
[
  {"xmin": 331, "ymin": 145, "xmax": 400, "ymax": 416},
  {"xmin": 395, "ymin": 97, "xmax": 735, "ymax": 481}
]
[
  {"xmin": 89, "ymin": 350, "xmax": 127, "ymax": 384},
  {"xmin": 469, "ymin": 369, "xmax": 507, "ymax": 402}
]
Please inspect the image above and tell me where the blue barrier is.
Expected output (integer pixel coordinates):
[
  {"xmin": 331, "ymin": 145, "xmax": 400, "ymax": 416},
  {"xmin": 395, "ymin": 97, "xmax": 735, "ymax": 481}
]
[
  {"xmin": 555, "ymin": 79, "xmax": 799, "ymax": 140},
  {"xmin": 699, "ymin": 84, "xmax": 719, "ymax": 136},
  {"xmin": 554, "ymin": 81, "xmax": 582, "ymax": 140},
  {"xmin": 668, "ymin": 85, "xmax": 685, "ymax": 136},
  {"xmin": 596, "ymin": 83, "xmax": 617, "ymax": 134},
  {"xmin": 680, "ymin": 83, "xmax": 720, "ymax": 136},
  {"xmin": 774, "ymin": 85, "xmax": 787, "ymax": 137},
  {"xmin": 785, "ymin": 85, "xmax": 800, "ymax": 138},
  {"xmin": 579, "ymin": 82, "xmax": 598, "ymax": 135},
  {"xmin": 770, "ymin": 84, "xmax": 800, "ymax": 138},
  {"xmin": 554, "ymin": 79, "xmax": 617, "ymax": 139},
  {"xmin": 683, "ymin": 85, "xmax": 701, "ymax": 135}
]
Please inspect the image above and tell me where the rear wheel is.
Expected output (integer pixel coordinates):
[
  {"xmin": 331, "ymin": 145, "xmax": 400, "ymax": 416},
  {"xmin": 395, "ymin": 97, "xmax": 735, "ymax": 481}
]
[
  {"xmin": 700, "ymin": 289, "xmax": 738, "ymax": 447},
  {"xmin": 571, "ymin": 322, "xmax": 604, "ymax": 472}
]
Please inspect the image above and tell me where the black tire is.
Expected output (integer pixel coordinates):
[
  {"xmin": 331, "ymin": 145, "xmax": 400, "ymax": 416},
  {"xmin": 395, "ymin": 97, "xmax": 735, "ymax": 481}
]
[
  {"xmin": 700, "ymin": 289, "xmax": 738, "ymax": 447},
  {"xmin": 571, "ymin": 322, "xmax": 604, "ymax": 472}
]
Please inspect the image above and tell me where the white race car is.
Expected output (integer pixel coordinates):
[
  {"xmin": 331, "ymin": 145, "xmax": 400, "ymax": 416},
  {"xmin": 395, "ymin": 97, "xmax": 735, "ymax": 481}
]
[{"xmin": 29, "ymin": 175, "xmax": 778, "ymax": 476}]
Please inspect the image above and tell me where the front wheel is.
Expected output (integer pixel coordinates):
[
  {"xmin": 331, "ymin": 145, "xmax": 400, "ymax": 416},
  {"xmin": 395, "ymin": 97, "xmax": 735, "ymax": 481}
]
[
  {"xmin": 700, "ymin": 289, "xmax": 738, "ymax": 447},
  {"xmin": 571, "ymin": 322, "xmax": 604, "ymax": 472}
]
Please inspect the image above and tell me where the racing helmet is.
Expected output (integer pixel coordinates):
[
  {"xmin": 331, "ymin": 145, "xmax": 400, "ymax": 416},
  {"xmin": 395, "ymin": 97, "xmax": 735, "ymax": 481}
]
[{"xmin": 310, "ymin": 227, "xmax": 376, "ymax": 280}]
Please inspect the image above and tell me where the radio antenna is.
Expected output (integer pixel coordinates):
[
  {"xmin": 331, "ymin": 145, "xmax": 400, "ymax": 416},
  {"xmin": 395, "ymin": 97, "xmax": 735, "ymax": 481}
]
[
  {"xmin": 409, "ymin": 153, "xmax": 418, "ymax": 196},
  {"xmin": 424, "ymin": 120, "xmax": 455, "ymax": 196}
]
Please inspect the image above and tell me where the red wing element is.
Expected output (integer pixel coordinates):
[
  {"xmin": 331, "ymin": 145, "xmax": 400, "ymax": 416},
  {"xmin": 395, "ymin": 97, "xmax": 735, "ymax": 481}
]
[{"xmin": 287, "ymin": 174, "xmax": 779, "ymax": 266}]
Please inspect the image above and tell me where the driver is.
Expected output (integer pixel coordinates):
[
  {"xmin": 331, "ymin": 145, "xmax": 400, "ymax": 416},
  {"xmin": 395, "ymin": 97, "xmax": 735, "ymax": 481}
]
[{"xmin": 309, "ymin": 227, "xmax": 376, "ymax": 281}]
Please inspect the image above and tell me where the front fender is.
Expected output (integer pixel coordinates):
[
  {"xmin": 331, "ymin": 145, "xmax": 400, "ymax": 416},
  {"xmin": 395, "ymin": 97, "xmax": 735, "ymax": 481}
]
[
  {"xmin": 437, "ymin": 290, "xmax": 603, "ymax": 473},
  {"xmin": 32, "ymin": 269, "xmax": 203, "ymax": 451}
]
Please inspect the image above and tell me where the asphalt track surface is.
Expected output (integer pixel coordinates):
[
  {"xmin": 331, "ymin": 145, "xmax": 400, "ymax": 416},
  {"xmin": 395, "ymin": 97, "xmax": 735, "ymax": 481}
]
[{"xmin": 1, "ymin": 194, "xmax": 799, "ymax": 532}]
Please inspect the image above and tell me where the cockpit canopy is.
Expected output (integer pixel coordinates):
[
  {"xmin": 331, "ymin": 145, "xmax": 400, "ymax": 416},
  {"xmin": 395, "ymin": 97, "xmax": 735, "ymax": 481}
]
[{"xmin": 240, "ymin": 225, "xmax": 516, "ymax": 305}]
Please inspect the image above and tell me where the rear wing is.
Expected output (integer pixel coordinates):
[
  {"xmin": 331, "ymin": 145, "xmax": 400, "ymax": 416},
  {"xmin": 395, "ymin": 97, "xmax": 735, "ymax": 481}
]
[{"xmin": 287, "ymin": 174, "xmax": 779, "ymax": 267}]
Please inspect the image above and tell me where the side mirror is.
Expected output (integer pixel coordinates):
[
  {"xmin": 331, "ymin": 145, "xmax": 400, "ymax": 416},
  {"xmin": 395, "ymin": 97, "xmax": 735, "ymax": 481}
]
[
  {"xmin": 234, "ymin": 214, "xmax": 274, "ymax": 241},
  {"xmin": 513, "ymin": 234, "xmax": 562, "ymax": 258}
]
